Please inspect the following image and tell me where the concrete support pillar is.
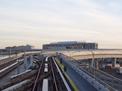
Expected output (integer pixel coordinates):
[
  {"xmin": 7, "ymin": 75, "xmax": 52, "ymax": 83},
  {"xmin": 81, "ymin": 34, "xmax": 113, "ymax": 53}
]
[
  {"xmin": 112, "ymin": 58, "xmax": 117, "ymax": 68},
  {"xmin": 24, "ymin": 56, "xmax": 28, "ymax": 70},
  {"xmin": 95, "ymin": 60, "xmax": 99, "ymax": 70},
  {"xmin": 24, "ymin": 55, "xmax": 33, "ymax": 70},
  {"xmin": 119, "ymin": 58, "xmax": 122, "ymax": 66},
  {"xmin": 27, "ymin": 55, "xmax": 33, "ymax": 69},
  {"xmin": 30, "ymin": 55, "xmax": 33, "ymax": 67},
  {"xmin": 91, "ymin": 51, "xmax": 95, "ymax": 68},
  {"xmin": 99, "ymin": 58, "xmax": 103, "ymax": 69},
  {"xmin": 16, "ymin": 58, "xmax": 20, "ymax": 74},
  {"xmin": 91, "ymin": 58, "xmax": 94, "ymax": 68}
]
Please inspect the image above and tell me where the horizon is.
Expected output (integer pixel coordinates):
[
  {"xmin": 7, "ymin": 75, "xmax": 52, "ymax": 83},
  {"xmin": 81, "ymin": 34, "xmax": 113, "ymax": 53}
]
[{"xmin": 0, "ymin": 0, "xmax": 122, "ymax": 49}]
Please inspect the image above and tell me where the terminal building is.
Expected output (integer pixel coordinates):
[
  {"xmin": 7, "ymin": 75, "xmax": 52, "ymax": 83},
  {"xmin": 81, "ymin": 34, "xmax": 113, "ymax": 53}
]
[
  {"xmin": 5, "ymin": 45, "xmax": 32, "ymax": 53},
  {"xmin": 43, "ymin": 41, "xmax": 98, "ymax": 50}
]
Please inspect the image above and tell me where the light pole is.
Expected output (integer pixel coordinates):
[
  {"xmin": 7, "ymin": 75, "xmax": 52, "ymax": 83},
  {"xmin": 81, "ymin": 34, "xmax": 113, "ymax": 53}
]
[
  {"xmin": 91, "ymin": 51, "xmax": 96, "ymax": 80},
  {"xmin": 9, "ymin": 48, "xmax": 11, "ymax": 58},
  {"xmin": 91, "ymin": 51, "xmax": 95, "ymax": 68}
]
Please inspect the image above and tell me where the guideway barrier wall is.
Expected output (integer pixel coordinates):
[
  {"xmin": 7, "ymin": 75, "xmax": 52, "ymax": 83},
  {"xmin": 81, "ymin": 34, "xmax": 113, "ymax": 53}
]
[{"xmin": 58, "ymin": 53, "xmax": 117, "ymax": 91}]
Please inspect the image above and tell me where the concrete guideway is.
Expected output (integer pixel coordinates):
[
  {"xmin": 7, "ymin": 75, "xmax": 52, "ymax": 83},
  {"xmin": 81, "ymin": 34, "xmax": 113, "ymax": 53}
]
[
  {"xmin": 32, "ymin": 56, "xmax": 72, "ymax": 91},
  {"xmin": 52, "ymin": 57, "xmax": 72, "ymax": 91},
  {"xmin": 54, "ymin": 57, "xmax": 79, "ymax": 91},
  {"xmin": 1, "ymin": 50, "xmax": 122, "ymax": 91},
  {"xmin": 62, "ymin": 49, "xmax": 122, "ymax": 60},
  {"xmin": 58, "ymin": 54, "xmax": 99, "ymax": 91},
  {"xmin": 58, "ymin": 53, "xmax": 121, "ymax": 91}
]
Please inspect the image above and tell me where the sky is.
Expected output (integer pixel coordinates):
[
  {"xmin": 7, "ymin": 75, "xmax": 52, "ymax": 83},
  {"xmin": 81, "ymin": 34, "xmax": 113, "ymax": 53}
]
[{"xmin": 0, "ymin": 0, "xmax": 122, "ymax": 49}]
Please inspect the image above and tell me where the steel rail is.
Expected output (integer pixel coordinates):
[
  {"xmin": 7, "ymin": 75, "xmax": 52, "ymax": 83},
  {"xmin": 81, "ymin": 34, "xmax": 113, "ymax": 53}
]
[
  {"xmin": 50, "ymin": 58, "xmax": 58, "ymax": 91},
  {"xmin": 32, "ymin": 57, "xmax": 44, "ymax": 91}
]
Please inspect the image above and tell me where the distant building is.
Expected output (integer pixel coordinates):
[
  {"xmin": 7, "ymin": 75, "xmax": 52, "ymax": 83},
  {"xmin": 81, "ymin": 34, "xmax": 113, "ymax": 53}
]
[
  {"xmin": 43, "ymin": 41, "xmax": 98, "ymax": 50},
  {"xmin": 5, "ymin": 45, "xmax": 32, "ymax": 53}
]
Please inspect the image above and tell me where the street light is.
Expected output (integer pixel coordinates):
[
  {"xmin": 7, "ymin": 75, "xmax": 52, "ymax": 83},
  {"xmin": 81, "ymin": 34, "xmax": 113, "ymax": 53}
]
[
  {"xmin": 91, "ymin": 51, "xmax": 95, "ymax": 68},
  {"xmin": 9, "ymin": 48, "xmax": 11, "ymax": 58},
  {"xmin": 90, "ymin": 51, "xmax": 96, "ymax": 80}
]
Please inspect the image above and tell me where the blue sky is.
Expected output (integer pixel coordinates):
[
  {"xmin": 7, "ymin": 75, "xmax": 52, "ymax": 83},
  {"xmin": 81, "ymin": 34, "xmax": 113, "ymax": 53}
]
[{"xmin": 0, "ymin": 0, "xmax": 122, "ymax": 48}]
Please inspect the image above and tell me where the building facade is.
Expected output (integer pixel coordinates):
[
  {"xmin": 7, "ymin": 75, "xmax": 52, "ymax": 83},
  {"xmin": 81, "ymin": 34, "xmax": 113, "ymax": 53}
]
[
  {"xmin": 43, "ymin": 41, "xmax": 98, "ymax": 50},
  {"xmin": 5, "ymin": 45, "xmax": 32, "ymax": 53}
]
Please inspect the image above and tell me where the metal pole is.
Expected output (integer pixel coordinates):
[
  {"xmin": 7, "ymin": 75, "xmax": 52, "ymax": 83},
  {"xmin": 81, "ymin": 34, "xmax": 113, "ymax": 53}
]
[
  {"xmin": 91, "ymin": 51, "xmax": 96, "ymax": 80},
  {"xmin": 91, "ymin": 51, "xmax": 94, "ymax": 68},
  {"xmin": 16, "ymin": 53, "xmax": 20, "ymax": 74},
  {"xmin": 9, "ymin": 48, "xmax": 11, "ymax": 58}
]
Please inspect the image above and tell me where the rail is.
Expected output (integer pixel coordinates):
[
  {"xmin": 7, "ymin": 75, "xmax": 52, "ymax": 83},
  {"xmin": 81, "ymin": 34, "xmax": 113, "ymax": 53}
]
[
  {"xmin": 32, "ymin": 57, "xmax": 44, "ymax": 91},
  {"xmin": 50, "ymin": 58, "xmax": 58, "ymax": 91}
]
